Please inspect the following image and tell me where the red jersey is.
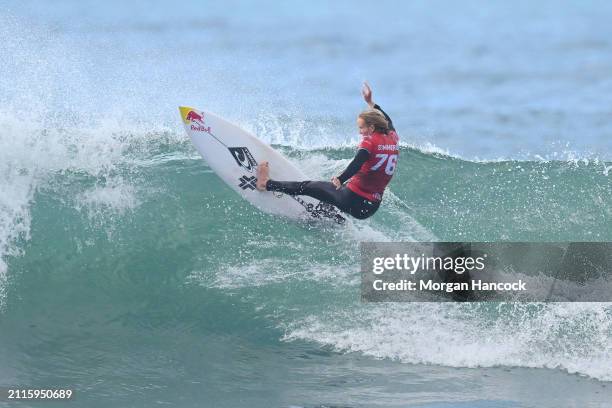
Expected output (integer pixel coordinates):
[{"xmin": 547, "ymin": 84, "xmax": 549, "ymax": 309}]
[{"xmin": 347, "ymin": 131, "xmax": 399, "ymax": 201}]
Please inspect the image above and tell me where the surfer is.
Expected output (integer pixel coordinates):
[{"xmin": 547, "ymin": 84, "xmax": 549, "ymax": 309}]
[{"xmin": 256, "ymin": 82, "xmax": 399, "ymax": 219}]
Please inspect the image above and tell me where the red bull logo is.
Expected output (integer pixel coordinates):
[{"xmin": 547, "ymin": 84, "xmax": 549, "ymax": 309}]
[
  {"xmin": 186, "ymin": 110, "xmax": 205, "ymax": 126},
  {"xmin": 183, "ymin": 109, "xmax": 213, "ymax": 135}
]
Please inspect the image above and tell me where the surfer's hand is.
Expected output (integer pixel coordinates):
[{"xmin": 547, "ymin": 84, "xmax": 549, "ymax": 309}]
[
  {"xmin": 331, "ymin": 176, "xmax": 342, "ymax": 189},
  {"xmin": 362, "ymin": 82, "xmax": 374, "ymax": 108}
]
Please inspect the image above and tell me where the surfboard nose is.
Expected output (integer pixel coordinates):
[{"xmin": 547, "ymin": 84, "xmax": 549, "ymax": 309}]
[{"xmin": 179, "ymin": 106, "xmax": 199, "ymax": 124}]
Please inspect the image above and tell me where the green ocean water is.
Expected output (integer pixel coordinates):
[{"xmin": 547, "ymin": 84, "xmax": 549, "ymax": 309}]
[{"xmin": 1, "ymin": 140, "xmax": 611, "ymax": 407}]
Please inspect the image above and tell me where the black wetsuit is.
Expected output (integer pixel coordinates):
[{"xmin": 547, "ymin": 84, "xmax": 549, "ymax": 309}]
[{"xmin": 265, "ymin": 104, "xmax": 395, "ymax": 220}]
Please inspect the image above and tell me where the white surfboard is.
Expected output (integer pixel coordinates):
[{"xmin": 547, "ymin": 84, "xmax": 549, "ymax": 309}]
[{"xmin": 179, "ymin": 106, "xmax": 347, "ymax": 225}]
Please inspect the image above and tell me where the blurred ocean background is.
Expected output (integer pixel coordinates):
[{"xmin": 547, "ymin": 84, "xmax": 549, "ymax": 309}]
[{"xmin": 1, "ymin": 1, "xmax": 611, "ymax": 407}]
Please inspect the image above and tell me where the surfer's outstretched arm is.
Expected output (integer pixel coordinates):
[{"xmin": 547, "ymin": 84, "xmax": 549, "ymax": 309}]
[{"xmin": 362, "ymin": 82, "xmax": 395, "ymax": 131}]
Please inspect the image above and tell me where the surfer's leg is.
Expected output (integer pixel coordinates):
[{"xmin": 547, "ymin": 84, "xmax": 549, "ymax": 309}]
[
  {"xmin": 257, "ymin": 162, "xmax": 379, "ymax": 219},
  {"xmin": 265, "ymin": 179, "xmax": 381, "ymax": 219},
  {"xmin": 265, "ymin": 180, "xmax": 310, "ymax": 195},
  {"xmin": 339, "ymin": 188, "xmax": 380, "ymax": 219},
  {"xmin": 257, "ymin": 162, "xmax": 341, "ymax": 205},
  {"xmin": 297, "ymin": 184, "xmax": 381, "ymax": 219},
  {"xmin": 299, "ymin": 181, "xmax": 345, "ymax": 208},
  {"xmin": 265, "ymin": 179, "xmax": 344, "ymax": 208}
]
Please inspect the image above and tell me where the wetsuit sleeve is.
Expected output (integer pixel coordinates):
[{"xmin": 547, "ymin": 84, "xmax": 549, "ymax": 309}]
[
  {"xmin": 337, "ymin": 148, "xmax": 370, "ymax": 184},
  {"xmin": 373, "ymin": 104, "xmax": 395, "ymax": 132}
]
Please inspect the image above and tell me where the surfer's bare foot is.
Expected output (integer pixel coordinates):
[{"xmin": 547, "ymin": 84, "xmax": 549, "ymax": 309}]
[{"xmin": 256, "ymin": 161, "xmax": 270, "ymax": 191}]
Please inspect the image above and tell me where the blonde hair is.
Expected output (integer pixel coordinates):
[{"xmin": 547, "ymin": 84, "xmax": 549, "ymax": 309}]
[{"xmin": 358, "ymin": 109, "xmax": 390, "ymax": 134}]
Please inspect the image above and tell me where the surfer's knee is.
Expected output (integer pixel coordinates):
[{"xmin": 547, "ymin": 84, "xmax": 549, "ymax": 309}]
[{"xmin": 351, "ymin": 204, "xmax": 379, "ymax": 220}]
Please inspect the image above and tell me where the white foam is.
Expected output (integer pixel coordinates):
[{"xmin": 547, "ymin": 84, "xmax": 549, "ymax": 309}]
[
  {"xmin": 0, "ymin": 171, "xmax": 36, "ymax": 308},
  {"xmin": 189, "ymin": 258, "xmax": 359, "ymax": 290},
  {"xmin": 283, "ymin": 302, "xmax": 612, "ymax": 381},
  {"xmin": 291, "ymin": 153, "xmax": 347, "ymax": 179},
  {"xmin": 77, "ymin": 180, "xmax": 140, "ymax": 217}
]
